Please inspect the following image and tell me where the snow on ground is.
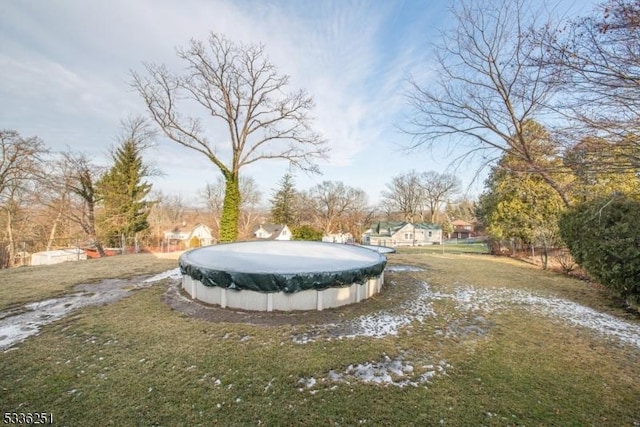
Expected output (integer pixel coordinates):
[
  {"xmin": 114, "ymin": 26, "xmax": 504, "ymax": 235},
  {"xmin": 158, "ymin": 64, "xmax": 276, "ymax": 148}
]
[
  {"xmin": 385, "ymin": 265, "xmax": 424, "ymax": 272},
  {"xmin": 143, "ymin": 268, "xmax": 182, "ymax": 283},
  {"xmin": 357, "ymin": 244, "xmax": 396, "ymax": 254},
  {"xmin": 298, "ymin": 353, "xmax": 452, "ymax": 391},
  {"xmin": 294, "ymin": 280, "xmax": 640, "ymax": 350},
  {"xmin": 347, "ymin": 281, "xmax": 438, "ymax": 338},
  {"xmin": 0, "ymin": 270, "xmax": 181, "ymax": 351},
  {"xmin": 448, "ymin": 286, "xmax": 640, "ymax": 348}
]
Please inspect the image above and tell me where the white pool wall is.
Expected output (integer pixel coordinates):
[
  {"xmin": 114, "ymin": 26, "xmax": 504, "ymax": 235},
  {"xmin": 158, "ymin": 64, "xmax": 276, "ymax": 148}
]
[{"xmin": 182, "ymin": 273, "xmax": 384, "ymax": 312}]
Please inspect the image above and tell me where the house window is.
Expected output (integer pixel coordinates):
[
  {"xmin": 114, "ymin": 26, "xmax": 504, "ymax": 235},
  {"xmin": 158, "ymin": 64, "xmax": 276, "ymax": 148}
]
[
  {"xmin": 428, "ymin": 231, "xmax": 432, "ymax": 238},
  {"xmin": 404, "ymin": 233, "xmax": 413, "ymax": 239}
]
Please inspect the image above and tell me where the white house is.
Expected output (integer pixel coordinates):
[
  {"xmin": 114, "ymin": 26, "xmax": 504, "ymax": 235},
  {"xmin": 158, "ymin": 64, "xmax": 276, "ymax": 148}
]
[
  {"xmin": 164, "ymin": 223, "xmax": 215, "ymax": 248},
  {"xmin": 362, "ymin": 221, "xmax": 442, "ymax": 247},
  {"xmin": 253, "ymin": 224, "xmax": 292, "ymax": 240},
  {"xmin": 322, "ymin": 232, "xmax": 354, "ymax": 244}
]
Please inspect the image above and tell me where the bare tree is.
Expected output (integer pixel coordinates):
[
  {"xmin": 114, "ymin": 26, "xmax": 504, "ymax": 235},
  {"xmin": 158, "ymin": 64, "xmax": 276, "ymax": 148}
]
[
  {"xmin": 62, "ymin": 151, "xmax": 106, "ymax": 257},
  {"xmin": 0, "ymin": 130, "xmax": 47, "ymax": 205},
  {"xmin": 380, "ymin": 171, "xmax": 425, "ymax": 222},
  {"xmin": 146, "ymin": 191, "xmax": 187, "ymax": 244},
  {"xmin": 237, "ymin": 176, "xmax": 263, "ymax": 240},
  {"xmin": 306, "ymin": 181, "xmax": 368, "ymax": 234},
  {"xmin": 38, "ymin": 156, "xmax": 73, "ymax": 251},
  {"xmin": 535, "ymin": 0, "xmax": 640, "ymax": 168},
  {"xmin": 404, "ymin": 0, "xmax": 571, "ymax": 206},
  {"xmin": 132, "ymin": 33, "xmax": 327, "ymax": 242},
  {"xmin": 200, "ymin": 179, "xmax": 224, "ymax": 233},
  {"xmin": 420, "ymin": 171, "xmax": 461, "ymax": 223},
  {"xmin": 0, "ymin": 130, "xmax": 48, "ymax": 266}
]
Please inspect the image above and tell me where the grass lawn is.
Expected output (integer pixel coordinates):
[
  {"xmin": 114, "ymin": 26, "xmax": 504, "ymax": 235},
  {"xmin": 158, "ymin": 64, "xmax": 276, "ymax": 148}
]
[
  {"xmin": 0, "ymin": 253, "xmax": 178, "ymax": 311},
  {"xmin": 1, "ymin": 252, "xmax": 639, "ymax": 426},
  {"xmin": 397, "ymin": 242, "xmax": 489, "ymax": 255}
]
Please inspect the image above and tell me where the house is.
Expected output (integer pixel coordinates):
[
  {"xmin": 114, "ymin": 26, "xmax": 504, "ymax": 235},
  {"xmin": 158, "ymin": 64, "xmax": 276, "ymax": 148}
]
[
  {"xmin": 450, "ymin": 219, "xmax": 474, "ymax": 240},
  {"xmin": 322, "ymin": 232, "xmax": 354, "ymax": 244},
  {"xmin": 253, "ymin": 224, "xmax": 292, "ymax": 240},
  {"xmin": 362, "ymin": 221, "xmax": 442, "ymax": 247},
  {"xmin": 164, "ymin": 223, "xmax": 215, "ymax": 248}
]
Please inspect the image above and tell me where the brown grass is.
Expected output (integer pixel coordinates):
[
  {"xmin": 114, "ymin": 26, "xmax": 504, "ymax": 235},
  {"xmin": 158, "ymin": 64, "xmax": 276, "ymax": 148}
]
[
  {"xmin": 0, "ymin": 254, "xmax": 177, "ymax": 310},
  {"xmin": 0, "ymin": 251, "xmax": 638, "ymax": 425}
]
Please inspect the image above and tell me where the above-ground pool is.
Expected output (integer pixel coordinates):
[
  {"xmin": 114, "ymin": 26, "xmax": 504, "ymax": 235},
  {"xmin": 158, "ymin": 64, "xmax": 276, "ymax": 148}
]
[{"xmin": 179, "ymin": 241, "xmax": 387, "ymax": 311}]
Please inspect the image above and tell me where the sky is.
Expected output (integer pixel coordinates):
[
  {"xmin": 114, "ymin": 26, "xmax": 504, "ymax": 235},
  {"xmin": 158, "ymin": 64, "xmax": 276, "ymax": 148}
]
[{"xmin": 0, "ymin": 0, "xmax": 591, "ymax": 208}]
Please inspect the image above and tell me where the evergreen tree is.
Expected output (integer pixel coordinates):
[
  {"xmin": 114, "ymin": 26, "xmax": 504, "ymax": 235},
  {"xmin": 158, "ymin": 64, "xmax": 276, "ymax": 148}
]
[
  {"xmin": 270, "ymin": 174, "xmax": 298, "ymax": 225},
  {"xmin": 97, "ymin": 137, "xmax": 153, "ymax": 247}
]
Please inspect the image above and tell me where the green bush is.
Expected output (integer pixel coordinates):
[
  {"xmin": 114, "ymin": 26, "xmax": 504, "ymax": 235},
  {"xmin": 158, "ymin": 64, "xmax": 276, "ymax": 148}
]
[
  {"xmin": 291, "ymin": 225, "xmax": 323, "ymax": 241},
  {"xmin": 559, "ymin": 195, "xmax": 640, "ymax": 306}
]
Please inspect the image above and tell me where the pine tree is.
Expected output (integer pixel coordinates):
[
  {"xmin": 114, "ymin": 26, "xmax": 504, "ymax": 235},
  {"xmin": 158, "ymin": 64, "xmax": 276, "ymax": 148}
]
[
  {"xmin": 270, "ymin": 174, "xmax": 298, "ymax": 225},
  {"xmin": 97, "ymin": 138, "xmax": 152, "ymax": 247}
]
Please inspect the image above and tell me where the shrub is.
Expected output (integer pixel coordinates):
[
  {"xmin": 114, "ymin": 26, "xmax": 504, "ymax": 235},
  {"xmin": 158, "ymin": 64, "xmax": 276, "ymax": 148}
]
[
  {"xmin": 559, "ymin": 195, "xmax": 640, "ymax": 306},
  {"xmin": 291, "ymin": 225, "xmax": 323, "ymax": 241},
  {"xmin": 554, "ymin": 249, "xmax": 577, "ymax": 274}
]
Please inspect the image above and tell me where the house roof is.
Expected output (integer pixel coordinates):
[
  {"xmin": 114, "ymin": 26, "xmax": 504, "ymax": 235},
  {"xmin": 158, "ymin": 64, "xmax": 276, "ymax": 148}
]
[
  {"xmin": 451, "ymin": 219, "xmax": 472, "ymax": 227},
  {"xmin": 253, "ymin": 224, "xmax": 290, "ymax": 240},
  {"xmin": 254, "ymin": 224, "xmax": 287, "ymax": 233},
  {"xmin": 164, "ymin": 223, "xmax": 212, "ymax": 239}
]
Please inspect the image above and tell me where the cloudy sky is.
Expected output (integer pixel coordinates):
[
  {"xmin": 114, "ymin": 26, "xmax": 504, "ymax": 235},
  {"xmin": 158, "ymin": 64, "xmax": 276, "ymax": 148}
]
[{"xmin": 0, "ymin": 0, "xmax": 589, "ymax": 207}]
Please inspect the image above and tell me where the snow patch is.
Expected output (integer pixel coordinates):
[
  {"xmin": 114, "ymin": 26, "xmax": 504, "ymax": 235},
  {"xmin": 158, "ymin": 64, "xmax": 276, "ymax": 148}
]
[
  {"xmin": 299, "ymin": 354, "xmax": 451, "ymax": 390},
  {"xmin": 0, "ymin": 274, "xmax": 175, "ymax": 351},
  {"xmin": 292, "ymin": 279, "xmax": 640, "ymax": 349},
  {"xmin": 143, "ymin": 268, "xmax": 181, "ymax": 283},
  {"xmin": 386, "ymin": 265, "xmax": 424, "ymax": 272}
]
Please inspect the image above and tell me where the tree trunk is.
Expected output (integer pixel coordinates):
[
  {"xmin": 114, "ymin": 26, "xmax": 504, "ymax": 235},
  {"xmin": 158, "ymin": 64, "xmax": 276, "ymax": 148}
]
[
  {"xmin": 541, "ymin": 243, "xmax": 549, "ymax": 270},
  {"xmin": 46, "ymin": 208, "xmax": 65, "ymax": 251},
  {"xmin": 6, "ymin": 210, "xmax": 15, "ymax": 267},
  {"xmin": 83, "ymin": 200, "xmax": 106, "ymax": 257},
  {"xmin": 219, "ymin": 173, "xmax": 241, "ymax": 242}
]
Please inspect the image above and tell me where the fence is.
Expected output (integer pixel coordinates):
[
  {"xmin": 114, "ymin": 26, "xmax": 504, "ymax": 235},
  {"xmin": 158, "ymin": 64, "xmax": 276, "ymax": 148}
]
[{"xmin": 0, "ymin": 235, "xmax": 186, "ymax": 268}]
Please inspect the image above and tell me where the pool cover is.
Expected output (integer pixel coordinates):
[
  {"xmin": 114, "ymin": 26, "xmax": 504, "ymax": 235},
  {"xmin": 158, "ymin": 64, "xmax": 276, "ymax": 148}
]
[{"xmin": 179, "ymin": 241, "xmax": 387, "ymax": 294}]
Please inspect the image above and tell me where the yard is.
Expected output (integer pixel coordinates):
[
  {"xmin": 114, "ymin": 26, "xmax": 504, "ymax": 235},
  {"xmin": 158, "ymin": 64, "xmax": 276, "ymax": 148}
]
[{"xmin": 1, "ymin": 251, "xmax": 639, "ymax": 426}]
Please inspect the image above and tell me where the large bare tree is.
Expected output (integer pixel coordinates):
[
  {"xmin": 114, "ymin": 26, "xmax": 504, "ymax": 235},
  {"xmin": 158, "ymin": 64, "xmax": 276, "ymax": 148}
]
[
  {"xmin": 132, "ymin": 33, "xmax": 327, "ymax": 242},
  {"xmin": 404, "ymin": 0, "xmax": 571, "ymax": 206}
]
